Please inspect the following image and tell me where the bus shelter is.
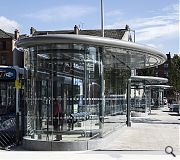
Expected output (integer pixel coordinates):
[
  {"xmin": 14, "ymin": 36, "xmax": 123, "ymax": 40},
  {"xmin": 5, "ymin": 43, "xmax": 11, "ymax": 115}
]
[
  {"xmin": 130, "ymin": 76, "xmax": 168, "ymax": 116},
  {"xmin": 16, "ymin": 34, "xmax": 166, "ymax": 150},
  {"xmin": 146, "ymin": 85, "xmax": 171, "ymax": 108}
]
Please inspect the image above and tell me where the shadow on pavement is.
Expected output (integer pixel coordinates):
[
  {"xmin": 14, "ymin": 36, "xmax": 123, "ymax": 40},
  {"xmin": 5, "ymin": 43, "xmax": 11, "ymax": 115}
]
[
  {"xmin": 162, "ymin": 110, "xmax": 172, "ymax": 113},
  {"xmin": 131, "ymin": 119, "xmax": 180, "ymax": 125},
  {"xmin": 168, "ymin": 113, "xmax": 180, "ymax": 116}
]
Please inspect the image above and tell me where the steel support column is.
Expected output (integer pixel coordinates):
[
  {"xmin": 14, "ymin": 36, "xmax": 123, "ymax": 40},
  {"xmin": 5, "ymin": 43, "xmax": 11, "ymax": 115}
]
[{"xmin": 126, "ymin": 78, "xmax": 131, "ymax": 127}]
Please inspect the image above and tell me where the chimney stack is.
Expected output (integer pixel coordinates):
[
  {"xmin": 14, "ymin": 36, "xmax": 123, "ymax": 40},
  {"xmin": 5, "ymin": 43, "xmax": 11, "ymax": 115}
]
[
  {"xmin": 14, "ymin": 29, "xmax": 19, "ymax": 40},
  {"xmin": 125, "ymin": 24, "xmax": 130, "ymax": 31},
  {"xmin": 74, "ymin": 25, "xmax": 79, "ymax": 34},
  {"xmin": 30, "ymin": 27, "xmax": 36, "ymax": 35}
]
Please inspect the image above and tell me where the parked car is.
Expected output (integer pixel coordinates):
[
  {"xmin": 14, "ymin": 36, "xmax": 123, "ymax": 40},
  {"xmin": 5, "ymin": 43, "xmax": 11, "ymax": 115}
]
[{"xmin": 169, "ymin": 104, "xmax": 180, "ymax": 114}]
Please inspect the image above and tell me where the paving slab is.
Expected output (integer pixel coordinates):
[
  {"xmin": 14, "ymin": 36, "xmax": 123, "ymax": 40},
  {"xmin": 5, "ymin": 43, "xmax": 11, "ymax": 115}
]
[{"xmin": 100, "ymin": 107, "xmax": 180, "ymax": 151}]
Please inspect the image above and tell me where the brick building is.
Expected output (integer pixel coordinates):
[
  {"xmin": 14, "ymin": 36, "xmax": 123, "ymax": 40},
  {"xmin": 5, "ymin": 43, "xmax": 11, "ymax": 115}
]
[
  {"xmin": 155, "ymin": 52, "xmax": 171, "ymax": 78},
  {"xmin": 0, "ymin": 29, "xmax": 20, "ymax": 66},
  {"xmin": 137, "ymin": 52, "xmax": 171, "ymax": 78}
]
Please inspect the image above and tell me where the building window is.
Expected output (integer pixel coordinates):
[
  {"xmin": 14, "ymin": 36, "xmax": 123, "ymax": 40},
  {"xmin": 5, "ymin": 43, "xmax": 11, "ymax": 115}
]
[
  {"xmin": 164, "ymin": 63, "xmax": 168, "ymax": 69},
  {"xmin": 1, "ymin": 54, "xmax": 7, "ymax": 64},
  {"xmin": 164, "ymin": 71, "xmax": 168, "ymax": 77},
  {"xmin": 164, "ymin": 63, "xmax": 169, "ymax": 76},
  {"xmin": 0, "ymin": 41, "xmax": 6, "ymax": 50},
  {"xmin": 0, "ymin": 42, "xmax": 3, "ymax": 49}
]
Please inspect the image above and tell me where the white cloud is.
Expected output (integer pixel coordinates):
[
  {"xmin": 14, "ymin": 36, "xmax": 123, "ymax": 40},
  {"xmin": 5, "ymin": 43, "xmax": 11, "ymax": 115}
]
[
  {"xmin": 162, "ymin": 3, "xmax": 179, "ymax": 13},
  {"xmin": 105, "ymin": 3, "xmax": 179, "ymax": 42},
  {"xmin": 146, "ymin": 43, "xmax": 163, "ymax": 48},
  {"xmin": 131, "ymin": 15, "xmax": 178, "ymax": 28},
  {"xmin": 145, "ymin": 43, "xmax": 164, "ymax": 51},
  {"xmin": 106, "ymin": 10, "xmax": 123, "ymax": 17},
  {"xmin": 136, "ymin": 23, "xmax": 179, "ymax": 42},
  {"xmin": 135, "ymin": 3, "xmax": 179, "ymax": 42},
  {"xmin": 0, "ymin": 16, "xmax": 20, "ymax": 33},
  {"xmin": 24, "ymin": 5, "xmax": 96, "ymax": 22}
]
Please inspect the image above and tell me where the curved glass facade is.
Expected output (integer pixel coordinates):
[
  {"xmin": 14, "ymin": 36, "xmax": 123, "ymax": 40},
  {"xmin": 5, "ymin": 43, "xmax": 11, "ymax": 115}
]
[{"xmin": 24, "ymin": 43, "xmax": 130, "ymax": 141}]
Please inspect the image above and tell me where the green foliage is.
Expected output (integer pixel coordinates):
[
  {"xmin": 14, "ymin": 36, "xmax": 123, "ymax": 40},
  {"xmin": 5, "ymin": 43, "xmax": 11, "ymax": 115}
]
[
  {"xmin": 104, "ymin": 68, "xmax": 130, "ymax": 94},
  {"xmin": 169, "ymin": 55, "xmax": 180, "ymax": 94},
  {"xmin": 137, "ymin": 67, "xmax": 155, "ymax": 76}
]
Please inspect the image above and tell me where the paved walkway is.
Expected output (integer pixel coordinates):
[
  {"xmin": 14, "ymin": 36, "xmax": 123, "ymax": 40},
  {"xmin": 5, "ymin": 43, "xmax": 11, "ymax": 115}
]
[
  {"xmin": 1, "ymin": 106, "xmax": 179, "ymax": 153},
  {"xmin": 100, "ymin": 106, "xmax": 180, "ymax": 151}
]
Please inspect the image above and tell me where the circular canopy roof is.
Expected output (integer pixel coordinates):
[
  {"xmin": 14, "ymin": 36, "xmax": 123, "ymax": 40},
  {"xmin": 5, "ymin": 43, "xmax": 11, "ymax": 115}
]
[
  {"xmin": 16, "ymin": 34, "xmax": 167, "ymax": 69},
  {"xmin": 131, "ymin": 76, "xmax": 168, "ymax": 84}
]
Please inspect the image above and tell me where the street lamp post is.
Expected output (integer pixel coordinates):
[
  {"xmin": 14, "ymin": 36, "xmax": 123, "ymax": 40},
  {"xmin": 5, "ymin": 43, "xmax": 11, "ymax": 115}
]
[
  {"xmin": 99, "ymin": 0, "xmax": 105, "ymax": 137},
  {"xmin": 101, "ymin": 0, "xmax": 104, "ymax": 37}
]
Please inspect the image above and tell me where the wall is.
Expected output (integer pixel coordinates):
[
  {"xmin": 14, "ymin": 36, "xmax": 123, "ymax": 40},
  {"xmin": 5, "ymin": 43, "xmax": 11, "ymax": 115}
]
[{"xmin": 0, "ymin": 38, "xmax": 13, "ymax": 65}]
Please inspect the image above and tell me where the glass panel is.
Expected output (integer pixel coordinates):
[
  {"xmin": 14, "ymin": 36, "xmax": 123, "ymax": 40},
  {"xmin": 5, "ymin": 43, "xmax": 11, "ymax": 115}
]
[
  {"xmin": 83, "ymin": 46, "xmax": 101, "ymax": 138},
  {"xmin": 24, "ymin": 44, "xmax": 103, "ymax": 141},
  {"xmin": 103, "ymin": 53, "xmax": 130, "ymax": 134}
]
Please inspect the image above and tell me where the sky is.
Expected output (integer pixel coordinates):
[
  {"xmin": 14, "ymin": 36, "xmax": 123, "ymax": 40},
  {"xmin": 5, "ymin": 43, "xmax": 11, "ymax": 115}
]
[{"xmin": 0, "ymin": 0, "xmax": 179, "ymax": 55}]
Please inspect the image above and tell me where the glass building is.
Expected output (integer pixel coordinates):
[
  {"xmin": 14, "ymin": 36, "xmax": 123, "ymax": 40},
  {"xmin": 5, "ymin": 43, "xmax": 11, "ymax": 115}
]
[{"xmin": 16, "ymin": 34, "xmax": 166, "ymax": 150}]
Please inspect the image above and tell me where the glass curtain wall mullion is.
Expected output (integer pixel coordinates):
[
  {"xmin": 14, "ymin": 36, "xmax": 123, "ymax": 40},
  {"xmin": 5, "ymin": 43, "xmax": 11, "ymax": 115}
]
[
  {"xmin": 46, "ymin": 80, "xmax": 50, "ymax": 141},
  {"xmin": 30, "ymin": 46, "xmax": 37, "ymax": 138},
  {"xmin": 84, "ymin": 45, "xmax": 87, "ymax": 139},
  {"xmin": 27, "ymin": 49, "xmax": 31, "ymax": 132},
  {"xmin": 143, "ymin": 80, "xmax": 147, "ymax": 113},
  {"xmin": 71, "ymin": 63, "xmax": 74, "ymax": 122},
  {"xmin": 35, "ymin": 45, "xmax": 42, "ymax": 140},
  {"xmin": 98, "ymin": 47, "xmax": 104, "ymax": 137},
  {"xmin": 51, "ymin": 50, "xmax": 56, "ymax": 141}
]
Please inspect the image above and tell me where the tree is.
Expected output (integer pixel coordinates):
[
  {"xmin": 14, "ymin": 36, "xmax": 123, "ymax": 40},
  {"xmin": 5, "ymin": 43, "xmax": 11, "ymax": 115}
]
[
  {"xmin": 104, "ymin": 68, "xmax": 130, "ymax": 95},
  {"xmin": 168, "ymin": 54, "xmax": 180, "ymax": 101},
  {"xmin": 137, "ymin": 67, "xmax": 156, "ymax": 76}
]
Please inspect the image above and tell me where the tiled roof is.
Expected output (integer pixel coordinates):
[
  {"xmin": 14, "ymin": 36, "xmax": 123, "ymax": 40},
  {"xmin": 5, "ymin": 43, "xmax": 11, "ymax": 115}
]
[
  {"xmin": 0, "ymin": 29, "xmax": 28, "ymax": 39},
  {"xmin": 0, "ymin": 29, "xmax": 13, "ymax": 38},
  {"xmin": 19, "ymin": 34, "xmax": 28, "ymax": 39},
  {"xmin": 33, "ymin": 29, "xmax": 126, "ymax": 40},
  {"xmin": 33, "ymin": 30, "xmax": 75, "ymax": 36},
  {"xmin": 79, "ymin": 29, "xmax": 126, "ymax": 40}
]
